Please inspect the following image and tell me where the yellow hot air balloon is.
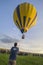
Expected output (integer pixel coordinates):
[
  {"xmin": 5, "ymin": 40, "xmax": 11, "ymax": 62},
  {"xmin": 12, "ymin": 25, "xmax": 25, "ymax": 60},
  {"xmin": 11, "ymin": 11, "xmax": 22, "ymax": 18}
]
[{"xmin": 13, "ymin": 2, "xmax": 37, "ymax": 39}]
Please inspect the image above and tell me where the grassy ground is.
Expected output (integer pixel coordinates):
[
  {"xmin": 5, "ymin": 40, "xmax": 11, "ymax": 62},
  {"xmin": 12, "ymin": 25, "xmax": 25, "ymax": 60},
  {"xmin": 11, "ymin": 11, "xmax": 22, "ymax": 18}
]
[{"xmin": 0, "ymin": 53, "xmax": 43, "ymax": 65}]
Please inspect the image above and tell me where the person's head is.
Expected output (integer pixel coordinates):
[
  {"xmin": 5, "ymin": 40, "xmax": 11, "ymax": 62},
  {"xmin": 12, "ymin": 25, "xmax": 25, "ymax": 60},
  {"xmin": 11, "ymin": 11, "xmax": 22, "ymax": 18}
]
[{"xmin": 14, "ymin": 42, "xmax": 17, "ymax": 47}]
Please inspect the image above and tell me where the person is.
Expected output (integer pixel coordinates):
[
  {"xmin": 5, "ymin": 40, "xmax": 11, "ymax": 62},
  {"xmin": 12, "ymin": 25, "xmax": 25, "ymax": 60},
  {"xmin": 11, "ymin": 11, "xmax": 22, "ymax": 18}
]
[{"xmin": 8, "ymin": 42, "xmax": 19, "ymax": 65}]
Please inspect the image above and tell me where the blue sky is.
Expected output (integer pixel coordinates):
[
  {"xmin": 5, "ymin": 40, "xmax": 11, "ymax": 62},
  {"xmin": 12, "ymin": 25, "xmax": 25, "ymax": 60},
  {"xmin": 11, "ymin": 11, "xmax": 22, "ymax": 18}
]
[{"xmin": 0, "ymin": 0, "xmax": 43, "ymax": 40}]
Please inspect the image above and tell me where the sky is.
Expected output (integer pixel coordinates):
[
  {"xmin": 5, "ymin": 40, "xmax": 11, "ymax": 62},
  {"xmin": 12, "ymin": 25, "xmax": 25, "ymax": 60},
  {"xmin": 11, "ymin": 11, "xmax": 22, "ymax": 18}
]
[{"xmin": 0, "ymin": 0, "xmax": 43, "ymax": 53}]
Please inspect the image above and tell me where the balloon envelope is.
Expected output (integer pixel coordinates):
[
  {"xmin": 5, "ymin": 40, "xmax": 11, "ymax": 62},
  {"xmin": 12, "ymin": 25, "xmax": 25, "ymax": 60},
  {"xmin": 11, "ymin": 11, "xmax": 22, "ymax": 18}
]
[{"xmin": 13, "ymin": 2, "xmax": 37, "ymax": 33}]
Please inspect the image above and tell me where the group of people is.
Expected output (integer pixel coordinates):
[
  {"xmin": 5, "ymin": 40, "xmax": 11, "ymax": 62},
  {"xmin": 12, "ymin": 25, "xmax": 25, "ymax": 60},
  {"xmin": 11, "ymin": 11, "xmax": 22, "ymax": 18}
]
[{"xmin": 8, "ymin": 42, "xmax": 19, "ymax": 65}]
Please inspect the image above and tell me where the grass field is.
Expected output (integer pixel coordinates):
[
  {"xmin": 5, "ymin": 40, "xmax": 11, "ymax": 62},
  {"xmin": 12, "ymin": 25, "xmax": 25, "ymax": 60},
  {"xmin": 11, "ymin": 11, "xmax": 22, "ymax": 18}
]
[{"xmin": 0, "ymin": 53, "xmax": 43, "ymax": 65}]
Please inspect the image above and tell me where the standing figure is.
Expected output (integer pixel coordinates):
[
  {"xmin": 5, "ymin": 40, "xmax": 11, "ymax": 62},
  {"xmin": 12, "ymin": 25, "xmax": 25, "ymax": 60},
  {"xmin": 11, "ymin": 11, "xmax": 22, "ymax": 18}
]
[{"xmin": 8, "ymin": 42, "xmax": 19, "ymax": 65}]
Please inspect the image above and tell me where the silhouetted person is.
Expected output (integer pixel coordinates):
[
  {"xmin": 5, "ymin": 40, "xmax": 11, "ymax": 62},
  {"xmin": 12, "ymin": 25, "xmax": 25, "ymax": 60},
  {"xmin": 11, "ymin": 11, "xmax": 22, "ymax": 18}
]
[{"xmin": 8, "ymin": 42, "xmax": 19, "ymax": 65}]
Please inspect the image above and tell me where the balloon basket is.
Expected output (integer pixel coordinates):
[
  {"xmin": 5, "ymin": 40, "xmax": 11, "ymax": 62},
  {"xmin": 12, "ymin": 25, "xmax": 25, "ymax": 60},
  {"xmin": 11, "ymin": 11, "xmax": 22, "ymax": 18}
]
[{"xmin": 22, "ymin": 34, "xmax": 25, "ymax": 39}]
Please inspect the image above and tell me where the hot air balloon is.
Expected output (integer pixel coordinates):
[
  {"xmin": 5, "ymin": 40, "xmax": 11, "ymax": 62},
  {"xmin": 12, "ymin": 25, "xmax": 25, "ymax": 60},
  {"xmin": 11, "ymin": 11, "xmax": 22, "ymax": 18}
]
[{"xmin": 13, "ymin": 2, "xmax": 37, "ymax": 39}]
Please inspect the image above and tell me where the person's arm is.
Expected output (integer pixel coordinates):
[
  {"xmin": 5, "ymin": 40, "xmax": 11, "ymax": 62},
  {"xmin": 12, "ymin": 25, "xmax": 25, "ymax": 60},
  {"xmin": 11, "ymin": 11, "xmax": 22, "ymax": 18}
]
[
  {"xmin": 10, "ymin": 47, "xmax": 13, "ymax": 54},
  {"xmin": 17, "ymin": 48, "xmax": 19, "ymax": 54}
]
